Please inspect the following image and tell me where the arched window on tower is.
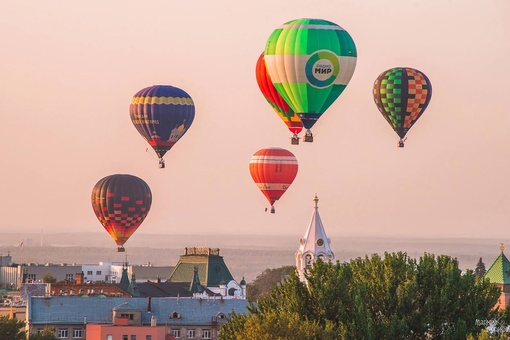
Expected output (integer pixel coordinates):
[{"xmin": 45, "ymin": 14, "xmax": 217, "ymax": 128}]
[
  {"xmin": 305, "ymin": 254, "xmax": 312, "ymax": 267},
  {"xmin": 317, "ymin": 254, "xmax": 325, "ymax": 262}
]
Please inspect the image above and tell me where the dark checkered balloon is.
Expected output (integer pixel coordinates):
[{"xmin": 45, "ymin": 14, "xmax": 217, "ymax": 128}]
[{"xmin": 91, "ymin": 174, "xmax": 152, "ymax": 251}]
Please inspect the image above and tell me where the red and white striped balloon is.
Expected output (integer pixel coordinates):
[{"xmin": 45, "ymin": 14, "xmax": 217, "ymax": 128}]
[{"xmin": 249, "ymin": 147, "xmax": 298, "ymax": 213}]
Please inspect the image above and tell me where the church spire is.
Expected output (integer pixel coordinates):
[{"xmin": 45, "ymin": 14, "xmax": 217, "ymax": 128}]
[
  {"xmin": 295, "ymin": 194, "xmax": 335, "ymax": 282},
  {"xmin": 189, "ymin": 266, "xmax": 205, "ymax": 296},
  {"xmin": 119, "ymin": 262, "xmax": 130, "ymax": 289},
  {"xmin": 127, "ymin": 273, "xmax": 140, "ymax": 297}
]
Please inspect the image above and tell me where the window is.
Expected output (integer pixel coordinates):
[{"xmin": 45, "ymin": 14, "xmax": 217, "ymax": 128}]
[
  {"xmin": 123, "ymin": 336, "xmax": 128, "ymax": 340},
  {"xmin": 187, "ymin": 329, "xmax": 196, "ymax": 337},
  {"xmin": 96, "ymin": 270, "xmax": 102, "ymax": 275},
  {"xmin": 131, "ymin": 336, "xmax": 136, "ymax": 340},
  {"xmin": 171, "ymin": 329, "xmax": 180, "ymax": 338},
  {"xmin": 305, "ymin": 254, "xmax": 312, "ymax": 267},
  {"xmin": 120, "ymin": 313, "xmax": 134, "ymax": 320},
  {"xmin": 72, "ymin": 328, "xmax": 83, "ymax": 338},
  {"xmin": 87, "ymin": 271, "xmax": 93, "ymax": 275},
  {"xmin": 27, "ymin": 274, "xmax": 36, "ymax": 281},
  {"xmin": 66, "ymin": 274, "xmax": 74, "ymax": 281},
  {"xmin": 202, "ymin": 329, "xmax": 211, "ymax": 339},
  {"xmin": 58, "ymin": 328, "xmax": 68, "ymax": 338},
  {"xmin": 107, "ymin": 336, "xmax": 112, "ymax": 340},
  {"xmin": 169, "ymin": 311, "xmax": 181, "ymax": 319},
  {"xmin": 145, "ymin": 336, "xmax": 152, "ymax": 340}
]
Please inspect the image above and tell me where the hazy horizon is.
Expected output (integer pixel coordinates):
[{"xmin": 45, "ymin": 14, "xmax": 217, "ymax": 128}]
[{"xmin": 1, "ymin": 232, "xmax": 504, "ymax": 282}]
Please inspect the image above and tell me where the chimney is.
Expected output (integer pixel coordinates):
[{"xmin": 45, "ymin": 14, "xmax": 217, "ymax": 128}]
[
  {"xmin": 76, "ymin": 272, "xmax": 84, "ymax": 285},
  {"xmin": 147, "ymin": 297, "xmax": 152, "ymax": 312},
  {"xmin": 151, "ymin": 315, "xmax": 157, "ymax": 327}
]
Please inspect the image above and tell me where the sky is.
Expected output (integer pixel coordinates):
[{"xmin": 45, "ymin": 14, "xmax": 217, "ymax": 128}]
[{"xmin": 1, "ymin": 1, "xmax": 510, "ymax": 243}]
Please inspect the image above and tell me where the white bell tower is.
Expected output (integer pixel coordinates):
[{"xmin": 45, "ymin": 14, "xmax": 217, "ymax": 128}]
[{"xmin": 295, "ymin": 194, "xmax": 334, "ymax": 283}]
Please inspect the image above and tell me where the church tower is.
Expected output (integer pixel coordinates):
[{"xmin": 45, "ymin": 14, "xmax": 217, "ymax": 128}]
[{"xmin": 295, "ymin": 194, "xmax": 334, "ymax": 282}]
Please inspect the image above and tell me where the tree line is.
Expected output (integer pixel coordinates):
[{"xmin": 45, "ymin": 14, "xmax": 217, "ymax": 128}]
[{"xmin": 221, "ymin": 252, "xmax": 506, "ymax": 339}]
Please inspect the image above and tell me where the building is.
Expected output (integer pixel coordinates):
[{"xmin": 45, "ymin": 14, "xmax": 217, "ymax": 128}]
[
  {"xmin": 2, "ymin": 248, "xmax": 243, "ymax": 300},
  {"xmin": 168, "ymin": 247, "xmax": 245, "ymax": 299},
  {"xmin": 295, "ymin": 195, "xmax": 335, "ymax": 283},
  {"xmin": 3, "ymin": 246, "xmax": 246, "ymax": 302},
  {"xmin": 19, "ymin": 263, "xmax": 82, "ymax": 284},
  {"xmin": 27, "ymin": 296, "xmax": 250, "ymax": 340},
  {"xmin": 82, "ymin": 262, "xmax": 115, "ymax": 282},
  {"xmin": 484, "ymin": 243, "xmax": 510, "ymax": 309},
  {"xmin": 26, "ymin": 268, "xmax": 207, "ymax": 299},
  {"xmin": 133, "ymin": 265, "xmax": 175, "ymax": 283},
  {"xmin": 86, "ymin": 302, "xmax": 169, "ymax": 340},
  {"xmin": 0, "ymin": 254, "xmax": 18, "ymax": 289},
  {"xmin": 48, "ymin": 271, "xmax": 131, "ymax": 297},
  {"xmin": 3, "ymin": 262, "xmax": 175, "ymax": 287},
  {"xmin": 3, "ymin": 245, "xmax": 247, "ymax": 339}
]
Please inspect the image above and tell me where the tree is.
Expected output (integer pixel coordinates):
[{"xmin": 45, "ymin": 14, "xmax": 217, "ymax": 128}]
[
  {"xmin": 475, "ymin": 258, "xmax": 486, "ymax": 279},
  {"xmin": 42, "ymin": 272, "xmax": 56, "ymax": 284},
  {"xmin": 220, "ymin": 252, "xmax": 501, "ymax": 340},
  {"xmin": 0, "ymin": 316, "xmax": 26, "ymax": 340},
  {"xmin": 29, "ymin": 327, "xmax": 58, "ymax": 340},
  {"xmin": 246, "ymin": 265, "xmax": 295, "ymax": 302}
]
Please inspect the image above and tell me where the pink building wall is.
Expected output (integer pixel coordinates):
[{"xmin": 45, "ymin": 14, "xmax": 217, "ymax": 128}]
[{"xmin": 86, "ymin": 323, "xmax": 172, "ymax": 340}]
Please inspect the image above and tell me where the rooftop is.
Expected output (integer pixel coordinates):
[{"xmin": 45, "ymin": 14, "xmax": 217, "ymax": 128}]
[
  {"xmin": 29, "ymin": 296, "xmax": 250, "ymax": 326},
  {"xmin": 484, "ymin": 244, "xmax": 510, "ymax": 284}
]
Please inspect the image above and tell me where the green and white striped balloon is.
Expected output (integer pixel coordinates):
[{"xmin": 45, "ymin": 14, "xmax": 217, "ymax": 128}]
[{"xmin": 264, "ymin": 18, "xmax": 357, "ymax": 132}]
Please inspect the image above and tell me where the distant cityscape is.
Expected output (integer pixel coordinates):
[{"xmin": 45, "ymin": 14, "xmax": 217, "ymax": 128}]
[{"xmin": 1, "ymin": 197, "xmax": 509, "ymax": 339}]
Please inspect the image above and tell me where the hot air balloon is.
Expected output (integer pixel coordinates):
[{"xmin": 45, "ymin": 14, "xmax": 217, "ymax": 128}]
[
  {"xmin": 373, "ymin": 67, "xmax": 432, "ymax": 147},
  {"xmin": 249, "ymin": 147, "xmax": 298, "ymax": 213},
  {"xmin": 130, "ymin": 85, "xmax": 195, "ymax": 168},
  {"xmin": 91, "ymin": 174, "xmax": 152, "ymax": 252},
  {"xmin": 255, "ymin": 53, "xmax": 303, "ymax": 144},
  {"xmin": 264, "ymin": 18, "xmax": 357, "ymax": 142}
]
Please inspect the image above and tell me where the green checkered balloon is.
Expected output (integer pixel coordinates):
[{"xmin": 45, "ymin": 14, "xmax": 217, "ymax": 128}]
[{"xmin": 373, "ymin": 67, "xmax": 432, "ymax": 146}]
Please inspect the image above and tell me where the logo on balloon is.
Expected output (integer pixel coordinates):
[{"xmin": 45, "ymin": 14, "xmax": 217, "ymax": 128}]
[{"xmin": 305, "ymin": 50, "xmax": 339, "ymax": 88}]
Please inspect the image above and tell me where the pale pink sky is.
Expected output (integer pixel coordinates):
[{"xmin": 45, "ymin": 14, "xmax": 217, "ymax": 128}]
[{"xmin": 1, "ymin": 1, "xmax": 509, "ymax": 242}]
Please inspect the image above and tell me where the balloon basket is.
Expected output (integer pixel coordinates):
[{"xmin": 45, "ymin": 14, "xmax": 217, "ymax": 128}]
[
  {"xmin": 270, "ymin": 206, "xmax": 275, "ymax": 214},
  {"xmin": 158, "ymin": 159, "xmax": 165, "ymax": 169},
  {"xmin": 117, "ymin": 246, "xmax": 126, "ymax": 252},
  {"xmin": 291, "ymin": 136, "xmax": 299, "ymax": 145},
  {"xmin": 303, "ymin": 135, "xmax": 313, "ymax": 143}
]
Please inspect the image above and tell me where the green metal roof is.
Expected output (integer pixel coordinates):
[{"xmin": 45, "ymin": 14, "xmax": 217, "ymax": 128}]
[
  {"xmin": 168, "ymin": 250, "xmax": 234, "ymax": 287},
  {"xmin": 484, "ymin": 251, "xmax": 510, "ymax": 284}
]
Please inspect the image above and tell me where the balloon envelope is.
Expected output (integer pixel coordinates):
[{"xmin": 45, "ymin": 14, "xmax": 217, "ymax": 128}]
[
  {"xmin": 264, "ymin": 18, "xmax": 357, "ymax": 130},
  {"xmin": 249, "ymin": 147, "xmax": 298, "ymax": 212},
  {"xmin": 373, "ymin": 67, "xmax": 432, "ymax": 142},
  {"xmin": 255, "ymin": 53, "xmax": 303, "ymax": 135},
  {"xmin": 130, "ymin": 85, "xmax": 195, "ymax": 167},
  {"xmin": 91, "ymin": 174, "xmax": 152, "ymax": 251}
]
